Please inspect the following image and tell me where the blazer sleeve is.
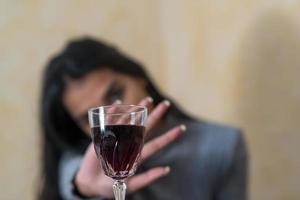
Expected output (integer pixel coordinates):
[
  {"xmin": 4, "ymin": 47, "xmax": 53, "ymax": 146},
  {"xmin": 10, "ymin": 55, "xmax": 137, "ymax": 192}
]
[
  {"xmin": 58, "ymin": 151, "xmax": 103, "ymax": 200},
  {"xmin": 214, "ymin": 132, "xmax": 249, "ymax": 200}
]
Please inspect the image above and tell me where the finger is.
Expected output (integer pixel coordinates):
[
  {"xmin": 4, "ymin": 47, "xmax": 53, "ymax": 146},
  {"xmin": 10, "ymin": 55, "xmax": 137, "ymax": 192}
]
[
  {"xmin": 106, "ymin": 100, "xmax": 122, "ymax": 124},
  {"xmin": 127, "ymin": 166, "xmax": 170, "ymax": 193},
  {"xmin": 138, "ymin": 96, "xmax": 153, "ymax": 108},
  {"xmin": 145, "ymin": 100, "xmax": 171, "ymax": 134},
  {"xmin": 113, "ymin": 99, "xmax": 122, "ymax": 105},
  {"xmin": 79, "ymin": 143, "xmax": 101, "ymax": 174},
  {"xmin": 141, "ymin": 125, "xmax": 186, "ymax": 162},
  {"xmin": 116, "ymin": 96, "xmax": 153, "ymax": 124}
]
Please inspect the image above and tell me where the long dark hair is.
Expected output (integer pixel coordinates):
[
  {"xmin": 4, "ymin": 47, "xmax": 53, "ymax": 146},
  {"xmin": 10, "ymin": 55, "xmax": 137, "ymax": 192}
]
[{"xmin": 38, "ymin": 37, "xmax": 190, "ymax": 200}]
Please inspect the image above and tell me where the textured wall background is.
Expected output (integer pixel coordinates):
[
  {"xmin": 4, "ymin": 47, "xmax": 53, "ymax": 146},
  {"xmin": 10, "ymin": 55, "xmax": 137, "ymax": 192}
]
[{"xmin": 1, "ymin": 1, "xmax": 300, "ymax": 200}]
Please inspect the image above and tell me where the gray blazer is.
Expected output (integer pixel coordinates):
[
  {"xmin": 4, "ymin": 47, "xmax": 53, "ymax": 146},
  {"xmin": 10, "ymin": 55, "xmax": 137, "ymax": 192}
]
[{"xmin": 59, "ymin": 116, "xmax": 248, "ymax": 200}]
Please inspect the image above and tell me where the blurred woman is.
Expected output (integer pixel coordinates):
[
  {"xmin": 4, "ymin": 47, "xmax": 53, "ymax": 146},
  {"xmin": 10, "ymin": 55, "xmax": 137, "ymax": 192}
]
[{"xmin": 39, "ymin": 37, "xmax": 248, "ymax": 200}]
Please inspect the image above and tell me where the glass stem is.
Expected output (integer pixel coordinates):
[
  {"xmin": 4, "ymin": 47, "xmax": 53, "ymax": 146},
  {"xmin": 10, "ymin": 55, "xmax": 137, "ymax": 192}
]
[{"xmin": 113, "ymin": 180, "xmax": 126, "ymax": 200}]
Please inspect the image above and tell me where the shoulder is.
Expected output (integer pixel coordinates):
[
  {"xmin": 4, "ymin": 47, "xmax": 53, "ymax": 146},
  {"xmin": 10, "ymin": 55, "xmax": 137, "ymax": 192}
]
[
  {"xmin": 186, "ymin": 119, "xmax": 243, "ymax": 145},
  {"xmin": 60, "ymin": 150, "xmax": 83, "ymax": 167},
  {"xmin": 59, "ymin": 150, "xmax": 83, "ymax": 180},
  {"xmin": 58, "ymin": 150, "xmax": 83, "ymax": 199},
  {"xmin": 185, "ymin": 119, "xmax": 246, "ymax": 174}
]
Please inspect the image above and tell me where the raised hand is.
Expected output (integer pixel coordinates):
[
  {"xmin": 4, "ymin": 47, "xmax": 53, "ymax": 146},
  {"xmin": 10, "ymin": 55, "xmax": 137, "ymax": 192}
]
[{"xmin": 75, "ymin": 97, "xmax": 186, "ymax": 198}]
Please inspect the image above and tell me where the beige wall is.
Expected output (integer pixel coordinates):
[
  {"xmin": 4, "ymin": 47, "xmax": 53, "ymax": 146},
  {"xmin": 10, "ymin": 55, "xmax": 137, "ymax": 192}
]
[{"xmin": 1, "ymin": 1, "xmax": 299, "ymax": 199}]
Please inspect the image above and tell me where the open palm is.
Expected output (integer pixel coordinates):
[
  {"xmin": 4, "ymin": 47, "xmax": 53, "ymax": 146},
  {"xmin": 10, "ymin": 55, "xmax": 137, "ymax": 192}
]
[{"xmin": 75, "ymin": 98, "xmax": 186, "ymax": 198}]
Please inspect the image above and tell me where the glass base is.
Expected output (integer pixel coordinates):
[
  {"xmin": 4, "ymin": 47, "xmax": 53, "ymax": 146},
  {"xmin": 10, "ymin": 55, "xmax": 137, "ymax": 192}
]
[{"xmin": 113, "ymin": 180, "xmax": 126, "ymax": 200}]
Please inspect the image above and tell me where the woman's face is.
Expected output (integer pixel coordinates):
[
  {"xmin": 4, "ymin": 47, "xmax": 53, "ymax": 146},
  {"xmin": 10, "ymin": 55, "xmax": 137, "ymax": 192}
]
[{"xmin": 63, "ymin": 68, "xmax": 148, "ymax": 134}]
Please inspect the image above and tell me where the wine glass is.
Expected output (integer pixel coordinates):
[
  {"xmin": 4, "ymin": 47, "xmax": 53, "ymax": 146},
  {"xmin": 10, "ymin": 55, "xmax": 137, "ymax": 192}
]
[{"xmin": 88, "ymin": 105, "xmax": 147, "ymax": 200}]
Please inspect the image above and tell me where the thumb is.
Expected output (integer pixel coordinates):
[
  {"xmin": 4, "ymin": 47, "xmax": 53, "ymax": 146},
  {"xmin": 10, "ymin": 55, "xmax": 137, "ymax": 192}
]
[{"xmin": 80, "ymin": 143, "xmax": 101, "ymax": 173}]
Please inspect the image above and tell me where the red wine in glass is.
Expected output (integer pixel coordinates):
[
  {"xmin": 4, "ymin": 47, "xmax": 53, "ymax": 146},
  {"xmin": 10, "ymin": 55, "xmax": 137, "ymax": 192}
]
[
  {"xmin": 88, "ymin": 105, "xmax": 147, "ymax": 200},
  {"xmin": 91, "ymin": 125, "xmax": 145, "ymax": 180}
]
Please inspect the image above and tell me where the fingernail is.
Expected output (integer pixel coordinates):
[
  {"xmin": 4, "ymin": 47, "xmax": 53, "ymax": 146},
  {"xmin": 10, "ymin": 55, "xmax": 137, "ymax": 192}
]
[
  {"xmin": 163, "ymin": 100, "xmax": 171, "ymax": 107},
  {"xmin": 114, "ymin": 99, "xmax": 122, "ymax": 104},
  {"xmin": 180, "ymin": 124, "xmax": 187, "ymax": 132},
  {"xmin": 164, "ymin": 166, "xmax": 171, "ymax": 173},
  {"xmin": 146, "ymin": 96, "xmax": 153, "ymax": 103}
]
